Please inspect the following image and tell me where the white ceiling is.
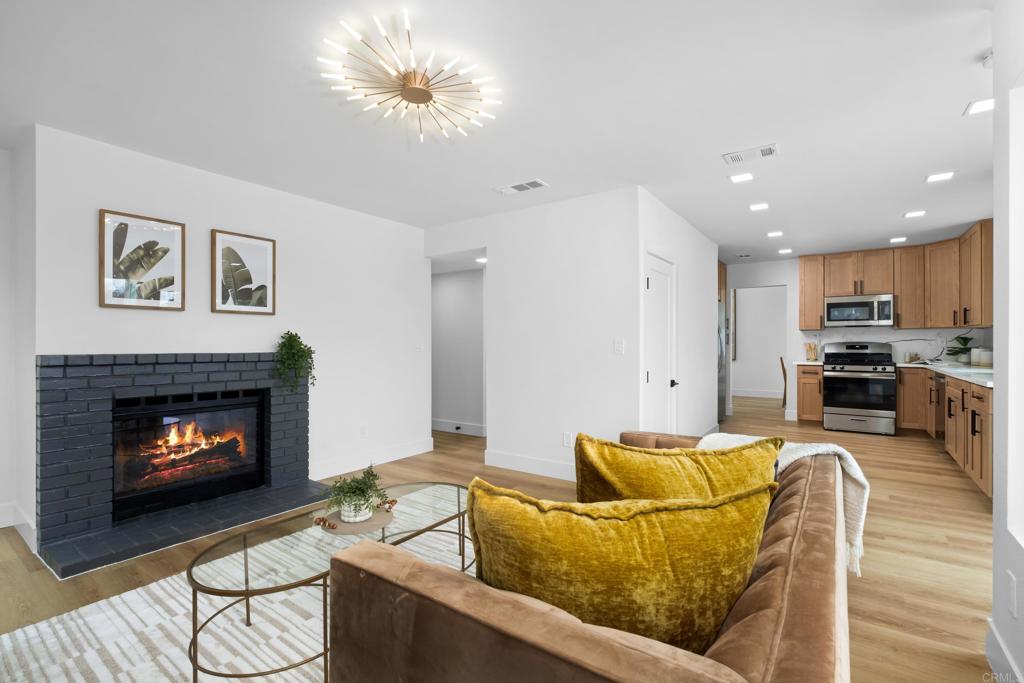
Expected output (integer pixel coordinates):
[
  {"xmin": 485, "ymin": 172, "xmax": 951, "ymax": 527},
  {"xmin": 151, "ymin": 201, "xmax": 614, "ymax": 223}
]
[{"xmin": 0, "ymin": 1, "xmax": 994, "ymax": 262}]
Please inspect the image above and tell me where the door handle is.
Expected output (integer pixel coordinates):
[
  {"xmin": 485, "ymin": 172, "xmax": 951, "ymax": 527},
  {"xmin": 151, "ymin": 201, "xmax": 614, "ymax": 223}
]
[
  {"xmin": 961, "ymin": 388, "xmax": 967, "ymax": 411},
  {"xmin": 970, "ymin": 409, "xmax": 978, "ymax": 436},
  {"xmin": 669, "ymin": 379, "xmax": 679, "ymax": 388},
  {"xmin": 953, "ymin": 309, "xmax": 958, "ymax": 326},
  {"xmin": 947, "ymin": 397, "xmax": 953, "ymax": 419},
  {"xmin": 928, "ymin": 387, "xmax": 934, "ymax": 404},
  {"xmin": 963, "ymin": 307, "xmax": 970, "ymax": 325}
]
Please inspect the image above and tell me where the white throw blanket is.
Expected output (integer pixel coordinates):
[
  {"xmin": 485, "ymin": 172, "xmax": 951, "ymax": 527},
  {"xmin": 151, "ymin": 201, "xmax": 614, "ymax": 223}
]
[{"xmin": 696, "ymin": 432, "xmax": 869, "ymax": 576}]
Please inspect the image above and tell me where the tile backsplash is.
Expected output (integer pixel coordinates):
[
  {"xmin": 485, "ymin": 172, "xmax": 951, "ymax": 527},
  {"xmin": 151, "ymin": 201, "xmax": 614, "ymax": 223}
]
[{"xmin": 801, "ymin": 327, "xmax": 993, "ymax": 363}]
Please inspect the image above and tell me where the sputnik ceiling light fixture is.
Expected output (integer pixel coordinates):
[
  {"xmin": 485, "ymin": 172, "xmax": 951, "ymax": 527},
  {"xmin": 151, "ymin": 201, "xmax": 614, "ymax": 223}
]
[{"xmin": 318, "ymin": 9, "xmax": 501, "ymax": 142}]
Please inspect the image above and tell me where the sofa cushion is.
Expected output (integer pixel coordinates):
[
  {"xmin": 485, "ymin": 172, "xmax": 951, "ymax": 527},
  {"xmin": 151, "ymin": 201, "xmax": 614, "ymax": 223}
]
[
  {"xmin": 575, "ymin": 433, "xmax": 782, "ymax": 503},
  {"xmin": 467, "ymin": 477, "xmax": 778, "ymax": 653}
]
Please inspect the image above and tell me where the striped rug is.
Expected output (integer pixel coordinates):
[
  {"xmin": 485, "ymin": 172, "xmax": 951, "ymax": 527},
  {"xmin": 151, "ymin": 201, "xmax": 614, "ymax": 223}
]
[{"xmin": 0, "ymin": 487, "xmax": 475, "ymax": 682}]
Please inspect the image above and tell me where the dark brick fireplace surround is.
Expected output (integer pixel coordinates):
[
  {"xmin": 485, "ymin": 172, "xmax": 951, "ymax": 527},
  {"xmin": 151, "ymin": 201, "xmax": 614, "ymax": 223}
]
[{"xmin": 36, "ymin": 353, "xmax": 327, "ymax": 578}]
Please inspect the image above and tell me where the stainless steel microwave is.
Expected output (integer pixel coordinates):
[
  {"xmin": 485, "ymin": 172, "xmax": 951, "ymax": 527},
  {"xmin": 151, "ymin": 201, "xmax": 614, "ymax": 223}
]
[{"xmin": 824, "ymin": 294, "xmax": 894, "ymax": 327}]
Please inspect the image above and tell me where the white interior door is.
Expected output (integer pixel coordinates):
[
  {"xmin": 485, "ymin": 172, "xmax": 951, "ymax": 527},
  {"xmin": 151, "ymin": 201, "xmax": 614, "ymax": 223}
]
[{"xmin": 641, "ymin": 253, "xmax": 676, "ymax": 433}]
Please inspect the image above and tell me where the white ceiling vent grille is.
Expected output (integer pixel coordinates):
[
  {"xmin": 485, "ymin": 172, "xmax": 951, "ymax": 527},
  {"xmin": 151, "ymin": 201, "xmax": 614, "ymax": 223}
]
[
  {"xmin": 495, "ymin": 179, "xmax": 549, "ymax": 196},
  {"xmin": 721, "ymin": 144, "xmax": 778, "ymax": 166}
]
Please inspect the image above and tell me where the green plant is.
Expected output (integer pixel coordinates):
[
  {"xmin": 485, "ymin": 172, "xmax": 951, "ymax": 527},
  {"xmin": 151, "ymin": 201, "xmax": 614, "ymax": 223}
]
[
  {"xmin": 327, "ymin": 465, "xmax": 389, "ymax": 512},
  {"xmin": 946, "ymin": 334, "xmax": 973, "ymax": 359},
  {"xmin": 275, "ymin": 331, "xmax": 316, "ymax": 391}
]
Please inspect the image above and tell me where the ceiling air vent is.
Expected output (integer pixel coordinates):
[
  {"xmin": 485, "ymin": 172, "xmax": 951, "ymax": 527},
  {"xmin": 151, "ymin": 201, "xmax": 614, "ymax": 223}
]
[
  {"xmin": 495, "ymin": 179, "xmax": 549, "ymax": 196},
  {"xmin": 734, "ymin": 253, "xmax": 752, "ymax": 259},
  {"xmin": 721, "ymin": 144, "xmax": 778, "ymax": 166}
]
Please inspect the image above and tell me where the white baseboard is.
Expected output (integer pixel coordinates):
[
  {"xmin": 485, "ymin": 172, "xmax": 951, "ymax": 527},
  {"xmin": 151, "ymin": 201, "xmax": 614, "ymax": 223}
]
[
  {"xmin": 785, "ymin": 408, "xmax": 797, "ymax": 421},
  {"xmin": 13, "ymin": 502, "xmax": 36, "ymax": 553},
  {"xmin": 988, "ymin": 618, "xmax": 1024, "ymax": 683},
  {"xmin": 309, "ymin": 437, "xmax": 434, "ymax": 481},
  {"xmin": 485, "ymin": 448, "xmax": 575, "ymax": 482},
  {"xmin": 432, "ymin": 419, "xmax": 486, "ymax": 437},
  {"xmin": 731, "ymin": 389, "xmax": 784, "ymax": 399}
]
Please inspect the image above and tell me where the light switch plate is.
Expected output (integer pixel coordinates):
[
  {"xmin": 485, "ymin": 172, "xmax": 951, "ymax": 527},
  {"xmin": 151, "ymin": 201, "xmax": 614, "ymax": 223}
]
[
  {"xmin": 613, "ymin": 338, "xmax": 626, "ymax": 355},
  {"xmin": 562, "ymin": 431, "xmax": 572, "ymax": 447}
]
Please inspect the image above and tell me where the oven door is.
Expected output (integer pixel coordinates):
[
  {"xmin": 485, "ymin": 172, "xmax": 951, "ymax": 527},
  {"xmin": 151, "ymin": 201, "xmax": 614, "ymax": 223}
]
[
  {"xmin": 823, "ymin": 371, "xmax": 896, "ymax": 416},
  {"xmin": 824, "ymin": 297, "xmax": 877, "ymax": 327}
]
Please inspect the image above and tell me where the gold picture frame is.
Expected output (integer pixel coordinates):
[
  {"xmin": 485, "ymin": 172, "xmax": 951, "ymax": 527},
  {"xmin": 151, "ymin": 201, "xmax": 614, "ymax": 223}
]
[
  {"xmin": 211, "ymin": 229, "xmax": 277, "ymax": 315},
  {"xmin": 99, "ymin": 209, "xmax": 186, "ymax": 311}
]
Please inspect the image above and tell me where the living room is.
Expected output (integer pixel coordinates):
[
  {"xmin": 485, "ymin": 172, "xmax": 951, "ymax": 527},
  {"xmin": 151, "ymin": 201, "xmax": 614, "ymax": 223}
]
[{"xmin": 0, "ymin": 1, "xmax": 1022, "ymax": 682}]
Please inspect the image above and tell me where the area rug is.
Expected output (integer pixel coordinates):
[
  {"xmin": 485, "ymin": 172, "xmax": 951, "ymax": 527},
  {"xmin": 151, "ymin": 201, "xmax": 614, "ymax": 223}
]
[{"xmin": 0, "ymin": 487, "xmax": 474, "ymax": 682}]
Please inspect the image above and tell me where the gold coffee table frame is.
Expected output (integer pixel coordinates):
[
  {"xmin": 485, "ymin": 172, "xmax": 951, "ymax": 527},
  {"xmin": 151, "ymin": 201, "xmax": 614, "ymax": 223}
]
[{"xmin": 186, "ymin": 482, "xmax": 470, "ymax": 682}]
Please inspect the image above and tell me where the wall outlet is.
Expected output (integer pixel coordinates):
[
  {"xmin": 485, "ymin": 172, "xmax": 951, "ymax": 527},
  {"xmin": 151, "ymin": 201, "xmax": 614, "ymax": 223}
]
[
  {"xmin": 562, "ymin": 431, "xmax": 573, "ymax": 447},
  {"xmin": 1010, "ymin": 570, "xmax": 1019, "ymax": 619}
]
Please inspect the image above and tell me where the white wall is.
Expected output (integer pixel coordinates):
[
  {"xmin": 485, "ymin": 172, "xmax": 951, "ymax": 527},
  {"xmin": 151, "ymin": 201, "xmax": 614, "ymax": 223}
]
[
  {"xmin": 638, "ymin": 187, "xmax": 719, "ymax": 436},
  {"xmin": 3, "ymin": 125, "xmax": 433, "ymax": 531},
  {"xmin": 731, "ymin": 286, "xmax": 787, "ymax": 399},
  {"xmin": 988, "ymin": 0, "xmax": 1024, "ymax": 677},
  {"xmin": 425, "ymin": 187, "xmax": 642, "ymax": 480},
  {"xmin": 431, "ymin": 269, "xmax": 485, "ymax": 436},
  {"xmin": 0, "ymin": 148, "xmax": 14, "ymax": 527}
]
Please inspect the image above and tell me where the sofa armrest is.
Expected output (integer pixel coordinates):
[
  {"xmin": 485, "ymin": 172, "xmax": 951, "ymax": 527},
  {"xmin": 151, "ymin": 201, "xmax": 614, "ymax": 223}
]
[{"xmin": 330, "ymin": 541, "xmax": 746, "ymax": 683}]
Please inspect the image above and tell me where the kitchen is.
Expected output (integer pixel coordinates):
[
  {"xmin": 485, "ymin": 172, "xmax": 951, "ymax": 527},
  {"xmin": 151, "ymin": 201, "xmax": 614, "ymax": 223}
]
[{"xmin": 793, "ymin": 218, "xmax": 994, "ymax": 497}]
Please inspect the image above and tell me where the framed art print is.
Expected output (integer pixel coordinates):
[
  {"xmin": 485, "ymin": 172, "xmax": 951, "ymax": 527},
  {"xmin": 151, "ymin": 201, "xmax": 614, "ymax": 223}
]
[
  {"xmin": 211, "ymin": 229, "xmax": 276, "ymax": 315},
  {"xmin": 99, "ymin": 210, "xmax": 185, "ymax": 311}
]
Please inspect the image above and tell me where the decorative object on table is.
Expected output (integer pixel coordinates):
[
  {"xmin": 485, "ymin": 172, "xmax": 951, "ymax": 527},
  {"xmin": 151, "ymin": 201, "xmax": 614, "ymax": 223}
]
[
  {"xmin": 971, "ymin": 348, "xmax": 993, "ymax": 367},
  {"xmin": 804, "ymin": 341, "xmax": 818, "ymax": 361},
  {"xmin": 328, "ymin": 465, "xmax": 390, "ymax": 523},
  {"xmin": 907, "ymin": 352, "xmax": 921, "ymax": 363},
  {"xmin": 275, "ymin": 331, "xmax": 316, "ymax": 391},
  {"xmin": 211, "ymin": 229, "xmax": 276, "ymax": 314},
  {"xmin": 945, "ymin": 335, "xmax": 974, "ymax": 364},
  {"xmin": 316, "ymin": 10, "xmax": 502, "ymax": 143},
  {"xmin": 99, "ymin": 209, "xmax": 185, "ymax": 310},
  {"xmin": 313, "ymin": 516, "xmax": 338, "ymax": 530}
]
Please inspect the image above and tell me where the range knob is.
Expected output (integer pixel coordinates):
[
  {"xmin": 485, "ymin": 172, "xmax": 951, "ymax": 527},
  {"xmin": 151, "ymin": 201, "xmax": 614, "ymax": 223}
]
[{"xmin": 872, "ymin": 366, "xmax": 878, "ymax": 371}]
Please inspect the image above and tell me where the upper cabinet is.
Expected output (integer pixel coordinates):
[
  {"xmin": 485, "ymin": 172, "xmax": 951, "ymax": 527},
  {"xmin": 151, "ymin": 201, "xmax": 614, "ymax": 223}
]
[
  {"xmin": 959, "ymin": 219, "xmax": 993, "ymax": 327},
  {"xmin": 894, "ymin": 246, "xmax": 925, "ymax": 329},
  {"xmin": 823, "ymin": 249, "xmax": 892, "ymax": 296},
  {"xmin": 925, "ymin": 239, "xmax": 960, "ymax": 328},
  {"xmin": 718, "ymin": 261, "xmax": 727, "ymax": 303},
  {"xmin": 799, "ymin": 255, "xmax": 824, "ymax": 330}
]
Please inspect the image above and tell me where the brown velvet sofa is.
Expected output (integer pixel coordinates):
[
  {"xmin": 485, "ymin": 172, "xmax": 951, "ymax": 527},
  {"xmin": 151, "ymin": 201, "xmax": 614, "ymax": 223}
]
[{"xmin": 329, "ymin": 431, "xmax": 850, "ymax": 683}]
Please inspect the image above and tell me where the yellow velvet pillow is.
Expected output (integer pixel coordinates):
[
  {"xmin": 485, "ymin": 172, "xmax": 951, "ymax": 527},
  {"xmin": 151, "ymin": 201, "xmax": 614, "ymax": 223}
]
[
  {"xmin": 575, "ymin": 433, "xmax": 782, "ymax": 503},
  {"xmin": 467, "ymin": 477, "xmax": 778, "ymax": 653}
]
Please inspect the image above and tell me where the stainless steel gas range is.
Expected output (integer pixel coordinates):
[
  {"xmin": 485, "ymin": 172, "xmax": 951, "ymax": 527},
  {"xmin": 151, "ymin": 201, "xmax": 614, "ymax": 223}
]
[{"xmin": 822, "ymin": 342, "xmax": 897, "ymax": 435}]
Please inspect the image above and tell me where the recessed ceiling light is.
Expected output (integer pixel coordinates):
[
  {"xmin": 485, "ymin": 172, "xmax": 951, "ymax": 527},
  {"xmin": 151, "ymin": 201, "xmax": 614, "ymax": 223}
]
[
  {"xmin": 778, "ymin": 248, "xmax": 793, "ymax": 255},
  {"xmin": 475, "ymin": 257, "xmax": 488, "ymax": 264},
  {"xmin": 749, "ymin": 202, "xmax": 770, "ymax": 212},
  {"xmin": 890, "ymin": 236, "xmax": 908, "ymax": 244},
  {"xmin": 729, "ymin": 172, "xmax": 754, "ymax": 184},
  {"xmin": 766, "ymin": 230, "xmax": 783, "ymax": 238},
  {"xmin": 904, "ymin": 210, "xmax": 926, "ymax": 218},
  {"xmin": 964, "ymin": 98, "xmax": 995, "ymax": 115},
  {"xmin": 926, "ymin": 171, "xmax": 955, "ymax": 183}
]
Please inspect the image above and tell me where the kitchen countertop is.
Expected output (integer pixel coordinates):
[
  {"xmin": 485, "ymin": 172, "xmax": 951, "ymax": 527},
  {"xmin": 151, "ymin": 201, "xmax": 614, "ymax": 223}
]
[{"xmin": 793, "ymin": 360, "xmax": 994, "ymax": 388}]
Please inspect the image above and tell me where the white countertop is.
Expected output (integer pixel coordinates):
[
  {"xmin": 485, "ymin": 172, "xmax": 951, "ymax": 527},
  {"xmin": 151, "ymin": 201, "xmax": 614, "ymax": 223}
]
[{"xmin": 792, "ymin": 360, "xmax": 994, "ymax": 388}]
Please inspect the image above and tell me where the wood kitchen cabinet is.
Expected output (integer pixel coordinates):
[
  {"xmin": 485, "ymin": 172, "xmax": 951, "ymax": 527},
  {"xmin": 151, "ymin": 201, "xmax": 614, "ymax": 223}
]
[
  {"xmin": 959, "ymin": 219, "xmax": 993, "ymax": 328},
  {"xmin": 944, "ymin": 378, "xmax": 967, "ymax": 469},
  {"xmin": 893, "ymin": 246, "xmax": 925, "ymax": 329},
  {"xmin": 967, "ymin": 386, "xmax": 993, "ymax": 497},
  {"xmin": 718, "ymin": 261, "xmax": 727, "ymax": 303},
  {"xmin": 925, "ymin": 371, "xmax": 944, "ymax": 439},
  {"xmin": 823, "ymin": 249, "xmax": 893, "ymax": 297},
  {"xmin": 796, "ymin": 365, "xmax": 823, "ymax": 421},
  {"xmin": 925, "ymin": 239, "xmax": 960, "ymax": 328},
  {"xmin": 896, "ymin": 368, "xmax": 930, "ymax": 430},
  {"xmin": 799, "ymin": 255, "xmax": 824, "ymax": 330}
]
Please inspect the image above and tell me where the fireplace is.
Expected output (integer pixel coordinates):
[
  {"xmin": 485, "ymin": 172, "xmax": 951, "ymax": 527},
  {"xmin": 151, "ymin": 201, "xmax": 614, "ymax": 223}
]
[{"xmin": 112, "ymin": 392, "xmax": 266, "ymax": 521}]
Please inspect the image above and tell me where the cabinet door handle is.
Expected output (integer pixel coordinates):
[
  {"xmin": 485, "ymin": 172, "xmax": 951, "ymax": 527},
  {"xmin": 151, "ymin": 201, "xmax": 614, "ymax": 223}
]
[
  {"xmin": 929, "ymin": 387, "xmax": 934, "ymax": 404},
  {"xmin": 953, "ymin": 309, "xmax": 958, "ymax": 326},
  {"xmin": 961, "ymin": 388, "xmax": 967, "ymax": 412},
  {"xmin": 963, "ymin": 307, "xmax": 969, "ymax": 326},
  {"xmin": 896, "ymin": 311, "xmax": 901, "ymax": 327},
  {"xmin": 819, "ymin": 314, "xmax": 823, "ymax": 328},
  {"xmin": 818, "ymin": 379, "xmax": 822, "ymax": 394},
  {"xmin": 970, "ymin": 410, "xmax": 978, "ymax": 437},
  {"xmin": 947, "ymin": 397, "xmax": 954, "ymax": 419}
]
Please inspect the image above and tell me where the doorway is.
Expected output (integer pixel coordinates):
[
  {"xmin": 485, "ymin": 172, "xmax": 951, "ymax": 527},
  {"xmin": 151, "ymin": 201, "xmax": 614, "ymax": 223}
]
[
  {"xmin": 730, "ymin": 285, "xmax": 787, "ymax": 419},
  {"xmin": 640, "ymin": 252, "xmax": 677, "ymax": 433},
  {"xmin": 430, "ymin": 248, "xmax": 486, "ymax": 439}
]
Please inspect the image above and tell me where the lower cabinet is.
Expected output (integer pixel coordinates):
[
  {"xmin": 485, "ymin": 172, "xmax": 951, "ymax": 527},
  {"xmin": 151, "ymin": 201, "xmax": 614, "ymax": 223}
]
[
  {"xmin": 896, "ymin": 368, "xmax": 930, "ymax": 430},
  {"xmin": 942, "ymin": 377, "xmax": 991, "ymax": 497},
  {"xmin": 925, "ymin": 371, "xmax": 944, "ymax": 438},
  {"xmin": 796, "ymin": 365, "xmax": 823, "ymax": 421}
]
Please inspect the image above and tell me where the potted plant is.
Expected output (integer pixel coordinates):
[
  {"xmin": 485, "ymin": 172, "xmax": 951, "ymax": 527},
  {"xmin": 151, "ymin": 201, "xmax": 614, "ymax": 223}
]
[
  {"xmin": 327, "ymin": 465, "xmax": 389, "ymax": 523},
  {"xmin": 946, "ymin": 334, "xmax": 973, "ymax": 364},
  {"xmin": 275, "ymin": 331, "xmax": 316, "ymax": 391}
]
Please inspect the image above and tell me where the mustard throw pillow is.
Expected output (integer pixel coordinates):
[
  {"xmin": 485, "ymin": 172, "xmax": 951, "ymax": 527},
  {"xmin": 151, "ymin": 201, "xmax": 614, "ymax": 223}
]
[
  {"xmin": 467, "ymin": 478, "xmax": 778, "ymax": 653},
  {"xmin": 575, "ymin": 433, "xmax": 782, "ymax": 503}
]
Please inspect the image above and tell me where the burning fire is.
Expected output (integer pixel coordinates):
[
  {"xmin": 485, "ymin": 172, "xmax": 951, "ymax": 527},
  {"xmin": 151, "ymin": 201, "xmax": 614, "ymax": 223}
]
[{"xmin": 140, "ymin": 420, "xmax": 246, "ymax": 466}]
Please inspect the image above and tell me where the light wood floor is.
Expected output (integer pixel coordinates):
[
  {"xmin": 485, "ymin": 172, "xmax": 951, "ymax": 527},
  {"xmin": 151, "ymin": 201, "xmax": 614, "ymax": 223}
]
[{"xmin": 0, "ymin": 398, "xmax": 993, "ymax": 682}]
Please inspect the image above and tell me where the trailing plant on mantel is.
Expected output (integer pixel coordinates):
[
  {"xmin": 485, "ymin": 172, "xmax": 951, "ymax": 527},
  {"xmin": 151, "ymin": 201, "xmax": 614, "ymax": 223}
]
[{"xmin": 275, "ymin": 331, "xmax": 316, "ymax": 391}]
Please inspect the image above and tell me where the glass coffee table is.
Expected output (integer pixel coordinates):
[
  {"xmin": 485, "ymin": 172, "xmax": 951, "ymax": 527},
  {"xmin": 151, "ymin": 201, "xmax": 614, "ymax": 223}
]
[{"xmin": 186, "ymin": 481, "xmax": 470, "ymax": 682}]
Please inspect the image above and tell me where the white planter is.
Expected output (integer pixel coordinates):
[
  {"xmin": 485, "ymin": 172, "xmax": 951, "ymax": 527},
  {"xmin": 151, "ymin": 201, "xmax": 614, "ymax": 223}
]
[{"xmin": 338, "ymin": 502, "xmax": 372, "ymax": 523}]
